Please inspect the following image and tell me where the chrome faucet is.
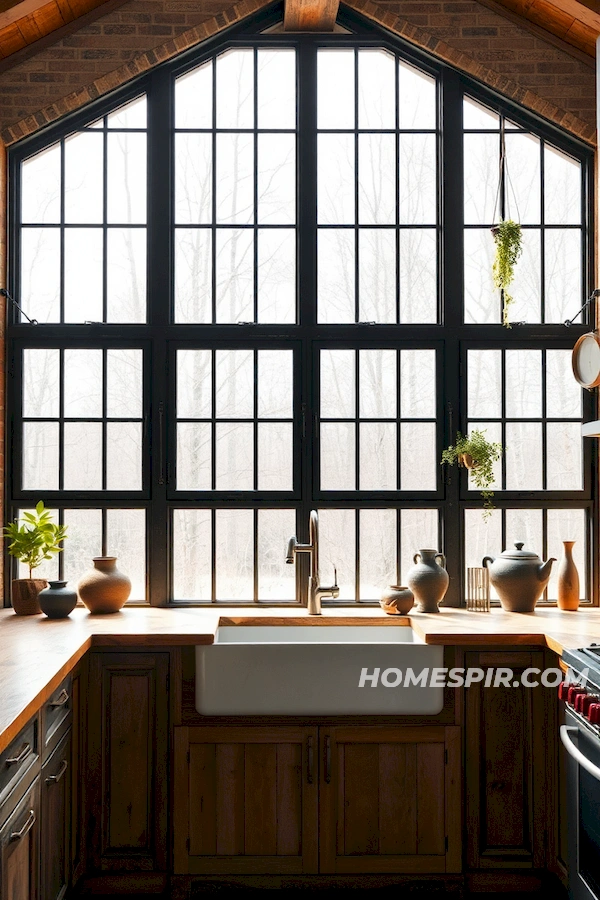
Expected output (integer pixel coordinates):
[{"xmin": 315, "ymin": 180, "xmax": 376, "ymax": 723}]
[{"xmin": 285, "ymin": 510, "xmax": 339, "ymax": 615}]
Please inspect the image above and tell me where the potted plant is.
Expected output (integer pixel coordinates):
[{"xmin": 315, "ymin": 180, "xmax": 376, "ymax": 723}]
[
  {"xmin": 491, "ymin": 219, "xmax": 523, "ymax": 328},
  {"xmin": 4, "ymin": 501, "xmax": 67, "ymax": 615},
  {"xmin": 441, "ymin": 430, "xmax": 504, "ymax": 519}
]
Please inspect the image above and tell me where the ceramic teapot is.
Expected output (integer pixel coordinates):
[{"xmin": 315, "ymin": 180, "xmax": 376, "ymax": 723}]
[{"xmin": 482, "ymin": 542, "xmax": 555, "ymax": 613}]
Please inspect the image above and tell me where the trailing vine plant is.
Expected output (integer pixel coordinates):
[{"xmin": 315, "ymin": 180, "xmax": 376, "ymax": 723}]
[
  {"xmin": 491, "ymin": 219, "xmax": 523, "ymax": 328},
  {"xmin": 441, "ymin": 429, "xmax": 504, "ymax": 520}
]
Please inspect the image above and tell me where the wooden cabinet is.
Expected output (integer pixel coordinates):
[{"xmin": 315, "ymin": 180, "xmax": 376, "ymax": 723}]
[
  {"xmin": 86, "ymin": 652, "xmax": 169, "ymax": 874},
  {"xmin": 320, "ymin": 726, "xmax": 461, "ymax": 874},
  {"xmin": 41, "ymin": 730, "xmax": 71, "ymax": 900},
  {"xmin": 174, "ymin": 726, "xmax": 318, "ymax": 875},
  {"xmin": 465, "ymin": 650, "xmax": 549, "ymax": 870},
  {"xmin": 174, "ymin": 724, "xmax": 460, "ymax": 876},
  {"xmin": 0, "ymin": 777, "xmax": 40, "ymax": 900}
]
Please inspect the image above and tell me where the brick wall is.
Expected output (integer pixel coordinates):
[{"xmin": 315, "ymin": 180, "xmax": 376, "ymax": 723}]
[{"xmin": 0, "ymin": 0, "xmax": 595, "ymax": 145}]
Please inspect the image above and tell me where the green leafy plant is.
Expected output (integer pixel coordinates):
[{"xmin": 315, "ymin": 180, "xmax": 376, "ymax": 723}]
[
  {"xmin": 491, "ymin": 219, "xmax": 523, "ymax": 327},
  {"xmin": 4, "ymin": 501, "xmax": 67, "ymax": 578},
  {"xmin": 441, "ymin": 430, "xmax": 504, "ymax": 519}
]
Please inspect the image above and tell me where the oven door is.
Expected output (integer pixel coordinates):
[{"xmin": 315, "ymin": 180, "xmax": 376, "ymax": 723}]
[{"xmin": 562, "ymin": 710, "xmax": 600, "ymax": 900}]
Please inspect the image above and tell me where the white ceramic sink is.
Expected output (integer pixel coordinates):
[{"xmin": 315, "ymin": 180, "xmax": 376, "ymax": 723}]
[{"xmin": 195, "ymin": 625, "xmax": 444, "ymax": 716}]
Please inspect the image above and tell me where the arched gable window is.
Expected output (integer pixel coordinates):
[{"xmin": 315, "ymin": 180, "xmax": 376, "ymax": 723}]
[{"xmin": 7, "ymin": 7, "xmax": 594, "ymax": 606}]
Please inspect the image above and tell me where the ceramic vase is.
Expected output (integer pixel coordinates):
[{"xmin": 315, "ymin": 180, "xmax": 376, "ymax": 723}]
[
  {"xmin": 11, "ymin": 578, "xmax": 47, "ymax": 615},
  {"xmin": 78, "ymin": 557, "xmax": 131, "ymax": 614},
  {"xmin": 379, "ymin": 585, "xmax": 414, "ymax": 615},
  {"xmin": 557, "ymin": 541, "xmax": 580, "ymax": 611},
  {"xmin": 406, "ymin": 550, "xmax": 449, "ymax": 613},
  {"xmin": 39, "ymin": 580, "xmax": 78, "ymax": 619}
]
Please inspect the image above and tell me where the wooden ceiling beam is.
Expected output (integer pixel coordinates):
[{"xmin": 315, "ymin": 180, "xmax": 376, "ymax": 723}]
[
  {"xmin": 0, "ymin": 0, "xmax": 57, "ymax": 29},
  {"xmin": 284, "ymin": 0, "xmax": 340, "ymax": 31}
]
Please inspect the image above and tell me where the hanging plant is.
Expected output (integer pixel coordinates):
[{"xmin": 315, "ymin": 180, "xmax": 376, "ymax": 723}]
[
  {"xmin": 441, "ymin": 429, "xmax": 504, "ymax": 520},
  {"xmin": 491, "ymin": 219, "xmax": 523, "ymax": 328}
]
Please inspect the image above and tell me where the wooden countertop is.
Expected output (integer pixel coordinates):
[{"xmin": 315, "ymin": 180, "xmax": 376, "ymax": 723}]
[{"xmin": 2, "ymin": 604, "xmax": 600, "ymax": 754}]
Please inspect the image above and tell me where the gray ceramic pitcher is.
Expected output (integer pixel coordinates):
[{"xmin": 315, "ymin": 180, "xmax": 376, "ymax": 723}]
[{"xmin": 406, "ymin": 549, "xmax": 449, "ymax": 613}]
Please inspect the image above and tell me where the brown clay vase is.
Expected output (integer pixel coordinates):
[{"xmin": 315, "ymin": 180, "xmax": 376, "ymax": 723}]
[
  {"xmin": 78, "ymin": 557, "xmax": 131, "ymax": 614},
  {"xmin": 11, "ymin": 578, "xmax": 47, "ymax": 615},
  {"xmin": 557, "ymin": 540, "xmax": 580, "ymax": 611},
  {"xmin": 380, "ymin": 585, "xmax": 414, "ymax": 615}
]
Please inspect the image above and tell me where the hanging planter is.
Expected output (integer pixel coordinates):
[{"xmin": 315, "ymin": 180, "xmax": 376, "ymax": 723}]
[
  {"xmin": 441, "ymin": 429, "xmax": 504, "ymax": 520},
  {"xmin": 491, "ymin": 219, "xmax": 523, "ymax": 328}
]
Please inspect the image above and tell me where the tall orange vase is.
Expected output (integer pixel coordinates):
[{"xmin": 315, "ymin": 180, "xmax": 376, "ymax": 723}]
[{"xmin": 557, "ymin": 541, "xmax": 580, "ymax": 611}]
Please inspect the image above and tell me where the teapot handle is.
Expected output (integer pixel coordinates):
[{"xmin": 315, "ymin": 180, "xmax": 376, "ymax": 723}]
[
  {"xmin": 435, "ymin": 553, "xmax": 446, "ymax": 569},
  {"xmin": 413, "ymin": 552, "xmax": 421, "ymax": 565},
  {"xmin": 482, "ymin": 556, "xmax": 494, "ymax": 569}
]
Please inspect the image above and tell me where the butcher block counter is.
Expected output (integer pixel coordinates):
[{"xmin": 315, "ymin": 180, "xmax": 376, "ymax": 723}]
[{"xmin": 1, "ymin": 604, "xmax": 600, "ymax": 754}]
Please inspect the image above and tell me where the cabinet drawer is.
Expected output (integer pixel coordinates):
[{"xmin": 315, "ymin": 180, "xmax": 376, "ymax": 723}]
[
  {"xmin": 42, "ymin": 676, "xmax": 72, "ymax": 758},
  {"xmin": 0, "ymin": 776, "xmax": 40, "ymax": 900},
  {"xmin": 0, "ymin": 717, "xmax": 39, "ymax": 812}
]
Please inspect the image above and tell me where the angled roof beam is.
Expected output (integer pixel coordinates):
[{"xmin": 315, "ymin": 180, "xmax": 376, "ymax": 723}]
[{"xmin": 284, "ymin": 0, "xmax": 340, "ymax": 31}]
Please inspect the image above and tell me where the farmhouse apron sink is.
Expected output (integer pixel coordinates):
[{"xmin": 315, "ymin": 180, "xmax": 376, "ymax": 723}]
[{"xmin": 195, "ymin": 625, "xmax": 444, "ymax": 716}]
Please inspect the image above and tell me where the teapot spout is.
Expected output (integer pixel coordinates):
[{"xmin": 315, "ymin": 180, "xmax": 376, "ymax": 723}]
[{"xmin": 538, "ymin": 558, "xmax": 556, "ymax": 582}]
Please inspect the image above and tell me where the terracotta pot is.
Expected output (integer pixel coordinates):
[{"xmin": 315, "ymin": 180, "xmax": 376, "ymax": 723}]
[
  {"xmin": 459, "ymin": 452, "xmax": 477, "ymax": 469},
  {"xmin": 557, "ymin": 541, "xmax": 580, "ymax": 611},
  {"xmin": 379, "ymin": 585, "xmax": 414, "ymax": 615},
  {"xmin": 11, "ymin": 578, "xmax": 47, "ymax": 615},
  {"xmin": 78, "ymin": 557, "xmax": 131, "ymax": 614},
  {"xmin": 406, "ymin": 550, "xmax": 449, "ymax": 613},
  {"xmin": 39, "ymin": 580, "xmax": 78, "ymax": 619}
]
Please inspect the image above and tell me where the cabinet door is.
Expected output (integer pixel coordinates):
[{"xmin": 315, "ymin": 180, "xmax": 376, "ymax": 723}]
[
  {"xmin": 319, "ymin": 726, "xmax": 461, "ymax": 874},
  {"xmin": 41, "ymin": 731, "xmax": 71, "ymax": 900},
  {"xmin": 465, "ymin": 650, "xmax": 548, "ymax": 869},
  {"xmin": 174, "ymin": 726, "xmax": 318, "ymax": 875},
  {"xmin": 86, "ymin": 652, "xmax": 169, "ymax": 873},
  {"xmin": 0, "ymin": 777, "xmax": 40, "ymax": 900}
]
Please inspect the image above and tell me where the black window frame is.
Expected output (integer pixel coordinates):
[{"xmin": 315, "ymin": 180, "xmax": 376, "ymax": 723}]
[{"xmin": 5, "ymin": 2, "xmax": 596, "ymax": 608}]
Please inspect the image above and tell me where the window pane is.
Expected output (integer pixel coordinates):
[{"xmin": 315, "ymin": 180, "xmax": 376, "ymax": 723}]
[
  {"xmin": 107, "ymin": 422, "xmax": 142, "ymax": 490},
  {"xmin": 107, "ymin": 96, "xmax": 146, "ymax": 129},
  {"xmin": 399, "ymin": 229, "xmax": 437, "ymax": 323},
  {"xmin": 318, "ymin": 229, "xmax": 355, "ymax": 323},
  {"xmin": 22, "ymin": 144, "xmax": 60, "ymax": 224},
  {"xmin": 358, "ymin": 134, "xmax": 395, "ymax": 225},
  {"xmin": 318, "ymin": 508, "xmax": 355, "ymax": 601},
  {"xmin": 505, "ymin": 508, "xmax": 543, "ymax": 559},
  {"xmin": 106, "ymin": 508, "xmax": 146, "ymax": 601},
  {"xmin": 468, "ymin": 350, "xmax": 501, "ymax": 419},
  {"xmin": 257, "ymin": 133, "xmax": 295, "ymax": 225},
  {"xmin": 399, "ymin": 63, "xmax": 436, "ymax": 129},
  {"xmin": 215, "ymin": 422, "xmax": 254, "ymax": 490},
  {"xmin": 175, "ymin": 133, "xmax": 212, "ymax": 225},
  {"xmin": 401, "ymin": 350, "xmax": 436, "ymax": 418},
  {"xmin": 547, "ymin": 422, "xmax": 582, "ymax": 490},
  {"xmin": 464, "ymin": 508, "xmax": 501, "ymax": 598},
  {"xmin": 177, "ymin": 350, "xmax": 212, "ymax": 419},
  {"xmin": 174, "ymin": 229, "xmax": 212, "ymax": 324},
  {"xmin": 107, "ymin": 349, "xmax": 143, "ymax": 419},
  {"xmin": 215, "ymin": 508, "xmax": 253, "ymax": 601},
  {"xmin": 23, "ymin": 349, "xmax": 59, "ymax": 418},
  {"xmin": 62, "ymin": 508, "xmax": 102, "ymax": 588},
  {"xmin": 64, "ymin": 228, "xmax": 103, "ymax": 323},
  {"xmin": 23, "ymin": 422, "xmax": 59, "ymax": 489},
  {"xmin": 547, "ymin": 509, "xmax": 586, "ymax": 601},
  {"xmin": 400, "ymin": 422, "xmax": 436, "ymax": 490},
  {"xmin": 464, "ymin": 228, "xmax": 498, "ymax": 324},
  {"xmin": 317, "ymin": 49, "xmax": 354, "ymax": 129},
  {"xmin": 216, "ymin": 228, "xmax": 253, "ymax": 323},
  {"xmin": 107, "ymin": 133, "xmax": 146, "ymax": 224},
  {"xmin": 360, "ymin": 509, "xmax": 397, "ymax": 600},
  {"xmin": 506, "ymin": 422, "xmax": 542, "ymax": 490},
  {"xmin": 107, "ymin": 228, "xmax": 146, "ymax": 323},
  {"xmin": 509, "ymin": 229, "xmax": 541, "ymax": 323},
  {"xmin": 63, "ymin": 422, "xmax": 102, "ymax": 490},
  {"xmin": 468, "ymin": 422, "xmax": 502, "ymax": 491},
  {"xmin": 258, "ymin": 509, "xmax": 296, "ymax": 601},
  {"xmin": 505, "ymin": 350, "xmax": 541, "ymax": 419},
  {"xmin": 464, "ymin": 133, "xmax": 499, "ymax": 225},
  {"xmin": 22, "ymin": 228, "xmax": 60, "ymax": 323},
  {"xmin": 175, "ymin": 61, "xmax": 212, "ymax": 129},
  {"xmin": 216, "ymin": 49, "xmax": 254, "ymax": 129},
  {"xmin": 173, "ymin": 509, "xmax": 212, "ymax": 600},
  {"xmin": 64, "ymin": 348, "xmax": 102, "ymax": 418},
  {"xmin": 399, "ymin": 134, "xmax": 436, "ymax": 225},
  {"xmin": 546, "ymin": 350, "xmax": 581, "ymax": 418},
  {"xmin": 216, "ymin": 132, "xmax": 254, "ymax": 225},
  {"xmin": 177, "ymin": 423, "xmax": 211, "ymax": 490},
  {"xmin": 545, "ymin": 145, "xmax": 581, "ymax": 225},
  {"xmin": 360, "ymin": 422, "xmax": 396, "ymax": 490},
  {"xmin": 258, "ymin": 350, "xmax": 293, "ymax": 418},
  {"xmin": 321, "ymin": 350, "xmax": 355, "ymax": 419},
  {"xmin": 216, "ymin": 349, "xmax": 253, "ymax": 418},
  {"xmin": 257, "ymin": 49, "xmax": 296, "ymax": 130},
  {"xmin": 545, "ymin": 229, "xmax": 582, "ymax": 323},
  {"xmin": 321, "ymin": 422, "xmax": 355, "ymax": 490},
  {"xmin": 258, "ymin": 422, "xmax": 293, "ymax": 490},
  {"xmin": 360, "ymin": 349, "xmax": 396, "ymax": 418},
  {"xmin": 318, "ymin": 134, "xmax": 354, "ymax": 225},
  {"xmin": 400, "ymin": 509, "xmax": 439, "ymax": 585},
  {"xmin": 257, "ymin": 229, "xmax": 296, "ymax": 324},
  {"xmin": 463, "ymin": 97, "xmax": 499, "ymax": 129},
  {"xmin": 64, "ymin": 132, "xmax": 103, "ymax": 224},
  {"xmin": 358, "ymin": 229, "xmax": 396, "ymax": 323},
  {"xmin": 505, "ymin": 133, "xmax": 540, "ymax": 224},
  {"xmin": 358, "ymin": 49, "xmax": 395, "ymax": 129}
]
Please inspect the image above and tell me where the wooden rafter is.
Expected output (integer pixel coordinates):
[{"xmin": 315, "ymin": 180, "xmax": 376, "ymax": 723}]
[{"xmin": 284, "ymin": 0, "xmax": 340, "ymax": 31}]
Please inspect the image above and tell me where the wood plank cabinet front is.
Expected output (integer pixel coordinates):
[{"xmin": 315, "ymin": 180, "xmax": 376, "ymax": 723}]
[
  {"xmin": 0, "ymin": 778, "xmax": 40, "ymax": 900},
  {"xmin": 174, "ymin": 726, "xmax": 318, "ymax": 875},
  {"xmin": 41, "ymin": 730, "xmax": 71, "ymax": 900}
]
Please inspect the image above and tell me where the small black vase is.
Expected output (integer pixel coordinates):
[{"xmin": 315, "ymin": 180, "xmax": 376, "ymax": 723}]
[{"xmin": 39, "ymin": 580, "xmax": 78, "ymax": 619}]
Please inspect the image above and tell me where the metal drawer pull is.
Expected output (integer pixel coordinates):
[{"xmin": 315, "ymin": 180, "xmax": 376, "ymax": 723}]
[
  {"xmin": 9, "ymin": 809, "xmax": 35, "ymax": 842},
  {"xmin": 5, "ymin": 744, "xmax": 31, "ymax": 766},
  {"xmin": 324, "ymin": 736, "xmax": 331, "ymax": 784},
  {"xmin": 307, "ymin": 735, "xmax": 314, "ymax": 784},
  {"xmin": 560, "ymin": 725, "xmax": 600, "ymax": 783},
  {"xmin": 45, "ymin": 759, "xmax": 68, "ymax": 785},
  {"xmin": 49, "ymin": 689, "xmax": 69, "ymax": 708}
]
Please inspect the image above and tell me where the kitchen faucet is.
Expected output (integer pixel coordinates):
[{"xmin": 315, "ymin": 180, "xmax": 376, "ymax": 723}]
[{"xmin": 285, "ymin": 510, "xmax": 339, "ymax": 615}]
